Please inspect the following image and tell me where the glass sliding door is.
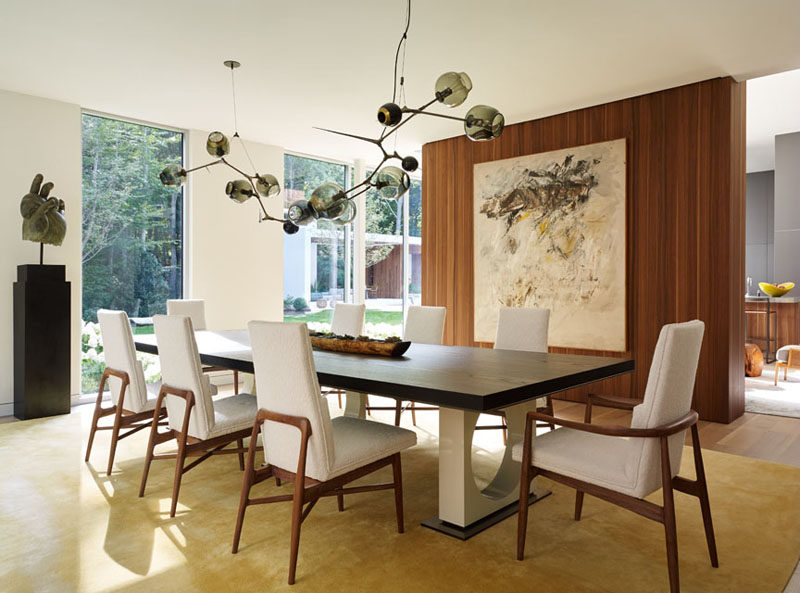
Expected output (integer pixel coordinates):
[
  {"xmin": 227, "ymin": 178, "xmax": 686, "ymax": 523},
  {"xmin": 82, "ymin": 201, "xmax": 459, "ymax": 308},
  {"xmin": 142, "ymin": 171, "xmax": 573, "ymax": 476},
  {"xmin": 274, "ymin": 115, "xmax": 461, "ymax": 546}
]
[{"xmin": 81, "ymin": 113, "xmax": 184, "ymax": 392}]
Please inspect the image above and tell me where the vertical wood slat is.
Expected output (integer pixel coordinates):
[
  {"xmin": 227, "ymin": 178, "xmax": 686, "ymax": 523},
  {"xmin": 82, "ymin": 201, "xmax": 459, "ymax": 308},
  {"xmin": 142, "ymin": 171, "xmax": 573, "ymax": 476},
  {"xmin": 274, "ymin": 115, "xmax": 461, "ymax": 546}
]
[{"xmin": 422, "ymin": 76, "xmax": 746, "ymax": 423}]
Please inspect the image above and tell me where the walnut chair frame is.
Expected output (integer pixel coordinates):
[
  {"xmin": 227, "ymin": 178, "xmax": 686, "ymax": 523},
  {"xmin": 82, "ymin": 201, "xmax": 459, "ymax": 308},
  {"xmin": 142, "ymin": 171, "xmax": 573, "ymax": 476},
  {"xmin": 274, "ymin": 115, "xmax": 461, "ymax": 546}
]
[
  {"xmin": 138, "ymin": 384, "xmax": 257, "ymax": 517},
  {"xmin": 85, "ymin": 367, "xmax": 167, "ymax": 476},
  {"xmin": 517, "ymin": 394, "xmax": 718, "ymax": 593},
  {"xmin": 232, "ymin": 408, "xmax": 406, "ymax": 586}
]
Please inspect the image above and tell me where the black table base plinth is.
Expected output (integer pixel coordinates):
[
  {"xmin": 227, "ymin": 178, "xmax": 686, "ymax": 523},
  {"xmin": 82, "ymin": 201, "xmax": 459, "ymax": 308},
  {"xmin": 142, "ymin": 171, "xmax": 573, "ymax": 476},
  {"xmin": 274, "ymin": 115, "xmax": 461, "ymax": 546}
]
[{"xmin": 420, "ymin": 489, "xmax": 551, "ymax": 540}]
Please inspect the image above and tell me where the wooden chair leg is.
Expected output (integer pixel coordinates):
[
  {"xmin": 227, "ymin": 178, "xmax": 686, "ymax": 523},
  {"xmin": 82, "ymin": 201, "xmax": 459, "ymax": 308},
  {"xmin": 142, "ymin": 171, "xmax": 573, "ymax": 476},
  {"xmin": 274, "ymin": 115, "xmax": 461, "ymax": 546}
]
[
  {"xmin": 84, "ymin": 397, "xmax": 103, "ymax": 463},
  {"xmin": 392, "ymin": 453, "xmax": 404, "ymax": 533},
  {"xmin": 366, "ymin": 394, "xmax": 372, "ymax": 416},
  {"xmin": 410, "ymin": 402, "xmax": 417, "ymax": 427},
  {"xmin": 233, "ymin": 427, "xmax": 259, "ymax": 554},
  {"xmin": 336, "ymin": 488, "xmax": 344, "ymax": 512},
  {"xmin": 275, "ymin": 477, "xmax": 282, "ymax": 487},
  {"xmin": 545, "ymin": 396, "xmax": 555, "ymax": 430},
  {"xmin": 233, "ymin": 370, "xmax": 239, "ymax": 394},
  {"xmin": 574, "ymin": 491, "xmax": 584, "ymax": 521},
  {"xmin": 337, "ymin": 391, "xmax": 342, "ymax": 408},
  {"xmin": 775, "ymin": 363, "xmax": 780, "ymax": 385},
  {"xmin": 785, "ymin": 365, "xmax": 789, "ymax": 381},
  {"xmin": 502, "ymin": 416, "xmax": 508, "ymax": 446},
  {"xmin": 517, "ymin": 416, "xmax": 534, "ymax": 560},
  {"xmin": 106, "ymin": 405, "xmax": 125, "ymax": 476},
  {"xmin": 394, "ymin": 400, "xmax": 402, "ymax": 426},
  {"xmin": 237, "ymin": 438, "xmax": 245, "ymax": 471},
  {"xmin": 287, "ymin": 474, "xmax": 305, "ymax": 585},
  {"xmin": 660, "ymin": 437, "xmax": 680, "ymax": 593},
  {"xmin": 170, "ymin": 431, "xmax": 189, "ymax": 518},
  {"xmin": 138, "ymin": 410, "xmax": 161, "ymax": 497},
  {"xmin": 690, "ymin": 424, "xmax": 719, "ymax": 567}
]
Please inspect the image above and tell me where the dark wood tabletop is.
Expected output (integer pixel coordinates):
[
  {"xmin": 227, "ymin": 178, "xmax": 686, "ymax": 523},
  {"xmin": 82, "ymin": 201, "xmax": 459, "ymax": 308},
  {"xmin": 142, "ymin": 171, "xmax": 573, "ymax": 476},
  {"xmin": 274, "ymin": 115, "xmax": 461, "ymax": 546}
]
[{"xmin": 134, "ymin": 330, "xmax": 634, "ymax": 412}]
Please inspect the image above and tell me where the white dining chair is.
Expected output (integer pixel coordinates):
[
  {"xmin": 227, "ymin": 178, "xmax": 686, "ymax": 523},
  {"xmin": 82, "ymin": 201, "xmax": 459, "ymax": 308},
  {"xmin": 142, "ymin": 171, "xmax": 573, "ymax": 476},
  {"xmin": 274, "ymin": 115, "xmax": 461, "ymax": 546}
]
[
  {"xmin": 233, "ymin": 321, "xmax": 417, "ymax": 585},
  {"xmin": 514, "ymin": 320, "xmax": 717, "ymax": 593},
  {"xmin": 481, "ymin": 307, "xmax": 554, "ymax": 441},
  {"xmin": 368, "ymin": 305, "xmax": 447, "ymax": 425},
  {"xmin": 167, "ymin": 298, "xmax": 236, "ymax": 394},
  {"xmin": 139, "ymin": 314, "xmax": 258, "ymax": 517},
  {"xmin": 330, "ymin": 302, "xmax": 366, "ymax": 336},
  {"xmin": 326, "ymin": 303, "xmax": 367, "ymax": 406},
  {"xmin": 85, "ymin": 309, "xmax": 166, "ymax": 476}
]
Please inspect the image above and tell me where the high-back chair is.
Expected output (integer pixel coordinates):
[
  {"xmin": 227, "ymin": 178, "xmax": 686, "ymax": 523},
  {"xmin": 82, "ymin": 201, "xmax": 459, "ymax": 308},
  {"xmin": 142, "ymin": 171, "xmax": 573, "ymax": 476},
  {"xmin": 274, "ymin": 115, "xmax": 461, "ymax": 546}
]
[
  {"xmin": 330, "ymin": 302, "xmax": 366, "ymax": 336},
  {"xmin": 138, "ymin": 314, "xmax": 258, "ymax": 517},
  {"xmin": 514, "ymin": 320, "xmax": 717, "ymax": 593},
  {"xmin": 482, "ymin": 307, "xmax": 553, "ymax": 440},
  {"xmin": 370, "ymin": 305, "xmax": 447, "ymax": 425},
  {"xmin": 233, "ymin": 321, "xmax": 417, "ymax": 585},
  {"xmin": 85, "ymin": 310, "xmax": 166, "ymax": 476},
  {"xmin": 167, "ymin": 298, "xmax": 237, "ymax": 394},
  {"xmin": 326, "ymin": 303, "xmax": 367, "ymax": 406},
  {"xmin": 167, "ymin": 299, "xmax": 207, "ymax": 329}
]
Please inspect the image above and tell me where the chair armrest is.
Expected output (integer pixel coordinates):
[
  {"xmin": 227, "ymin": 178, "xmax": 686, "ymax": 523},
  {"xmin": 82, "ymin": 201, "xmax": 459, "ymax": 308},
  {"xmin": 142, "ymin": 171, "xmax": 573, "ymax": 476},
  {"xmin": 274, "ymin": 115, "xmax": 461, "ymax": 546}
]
[
  {"xmin": 255, "ymin": 408, "xmax": 313, "ymax": 436},
  {"xmin": 587, "ymin": 393, "xmax": 642, "ymax": 409},
  {"xmin": 526, "ymin": 410, "xmax": 698, "ymax": 438}
]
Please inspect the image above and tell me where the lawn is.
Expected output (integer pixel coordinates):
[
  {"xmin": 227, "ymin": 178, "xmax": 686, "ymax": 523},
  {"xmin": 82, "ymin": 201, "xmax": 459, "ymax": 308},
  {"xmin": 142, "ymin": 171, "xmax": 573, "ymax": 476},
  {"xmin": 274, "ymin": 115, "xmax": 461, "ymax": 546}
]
[{"xmin": 284, "ymin": 309, "xmax": 403, "ymax": 326}]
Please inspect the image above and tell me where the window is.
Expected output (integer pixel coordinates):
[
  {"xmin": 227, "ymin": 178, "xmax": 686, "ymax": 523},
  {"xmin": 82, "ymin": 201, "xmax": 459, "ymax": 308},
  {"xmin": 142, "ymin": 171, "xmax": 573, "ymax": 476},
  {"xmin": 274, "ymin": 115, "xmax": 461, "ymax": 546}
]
[
  {"xmin": 80, "ymin": 113, "xmax": 184, "ymax": 392},
  {"xmin": 282, "ymin": 154, "xmax": 422, "ymax": 338},
  {"xmin": 283, "ymin": 154, "xmax": 351, "ymax": 328}
]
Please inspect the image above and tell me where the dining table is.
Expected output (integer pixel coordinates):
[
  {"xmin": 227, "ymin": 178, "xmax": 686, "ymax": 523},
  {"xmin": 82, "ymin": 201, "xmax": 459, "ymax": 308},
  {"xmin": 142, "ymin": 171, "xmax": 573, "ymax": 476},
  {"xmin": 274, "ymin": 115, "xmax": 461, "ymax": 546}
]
[{"xmin": 134, "ymin": 329, "xmax": 634, "ymax": 539}]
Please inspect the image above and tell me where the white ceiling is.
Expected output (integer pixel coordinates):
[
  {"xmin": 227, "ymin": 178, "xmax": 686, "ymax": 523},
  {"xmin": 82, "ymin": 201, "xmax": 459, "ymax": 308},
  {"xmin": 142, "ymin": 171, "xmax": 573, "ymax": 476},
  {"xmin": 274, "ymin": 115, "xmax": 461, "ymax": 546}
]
[
  {"xmin": 1, "ymin": 0, "xmax": 800, "ymax": 165},
  {"xmin": 747, "ymin": 68, "xmax": 800, "ymax": 172}
]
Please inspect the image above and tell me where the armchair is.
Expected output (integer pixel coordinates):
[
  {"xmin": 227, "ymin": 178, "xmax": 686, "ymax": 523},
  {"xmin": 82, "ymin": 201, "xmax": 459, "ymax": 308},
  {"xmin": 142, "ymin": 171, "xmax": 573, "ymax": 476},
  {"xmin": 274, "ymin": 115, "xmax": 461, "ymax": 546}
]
[{"xmin": 514, "ymin": 320, "xmax": 718, "ymax": 593}]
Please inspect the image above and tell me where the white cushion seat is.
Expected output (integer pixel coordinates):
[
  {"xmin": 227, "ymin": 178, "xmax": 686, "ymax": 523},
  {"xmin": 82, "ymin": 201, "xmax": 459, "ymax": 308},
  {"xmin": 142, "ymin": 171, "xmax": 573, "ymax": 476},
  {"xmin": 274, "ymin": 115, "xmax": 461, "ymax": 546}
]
[
  {"xmin": 776, "ymin": 345, "xmax": 800, "ymax": 362},
  {"xmin": 327, "ymin": 416, "xmax": 417, "ymax": 480},
  {"xmin": 207, "ymin": 393, "xmax": 258, "ymax": 439},
  {"xmin": 512, "ymin": 427, "xmax": 639, "ymax": 496}
]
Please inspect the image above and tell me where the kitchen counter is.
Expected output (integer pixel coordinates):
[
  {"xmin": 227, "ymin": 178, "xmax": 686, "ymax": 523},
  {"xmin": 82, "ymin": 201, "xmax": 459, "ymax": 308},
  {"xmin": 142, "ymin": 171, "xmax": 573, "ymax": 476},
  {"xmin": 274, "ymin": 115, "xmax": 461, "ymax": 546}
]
[{"xmin": 745, "ymin": 295, "xmax": 800, "ymax": 303}]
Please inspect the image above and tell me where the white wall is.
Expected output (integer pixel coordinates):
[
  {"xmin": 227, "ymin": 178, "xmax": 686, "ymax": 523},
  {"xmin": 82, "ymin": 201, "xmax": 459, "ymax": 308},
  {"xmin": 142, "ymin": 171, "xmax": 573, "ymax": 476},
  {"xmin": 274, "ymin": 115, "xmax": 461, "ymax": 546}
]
[
  {"xmin": 0, "ymin": 90, "xmax": 82, "ymax": 412},
  {"xmin": 186, "ymin": 130, "xmax": 284, "ymax": 328}
]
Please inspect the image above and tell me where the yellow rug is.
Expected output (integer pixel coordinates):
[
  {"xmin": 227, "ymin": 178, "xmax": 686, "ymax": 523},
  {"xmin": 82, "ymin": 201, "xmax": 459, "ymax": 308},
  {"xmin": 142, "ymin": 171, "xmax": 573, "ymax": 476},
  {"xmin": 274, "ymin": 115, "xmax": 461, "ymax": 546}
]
[{"xmin": 1, "ymin": 406, "xmax": 799, "ymax": 593}]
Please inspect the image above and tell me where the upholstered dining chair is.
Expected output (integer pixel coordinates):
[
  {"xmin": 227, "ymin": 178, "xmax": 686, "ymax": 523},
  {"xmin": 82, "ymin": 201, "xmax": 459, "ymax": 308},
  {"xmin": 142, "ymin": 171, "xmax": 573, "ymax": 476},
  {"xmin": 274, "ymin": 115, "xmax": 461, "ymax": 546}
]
[
  {"xmin": 514, "ymin": 320, "xmax": 717, "ymax": 593},
  {"xmin": 167, "ymin": 298, "xmax": 236, "ymax": 394},
  {"xmin": 85, "ymin": 309, "xmax": 167, "ymax": 476},
  {"xmin": 325, "ymin": 303, "xmax": 366, "ymax": 407},
  {"xmin": 139, "ymin": 314, "xmax": 259, "ymax": 517},
  {"xmin": 367, "ymin": 305, "xmax": 447, "ymax": 425},
  {"xmin": 233, "ymin": 321, "xmax": 416, "ymax": 585},
  {"xmin": 479, "ymin": 307, "xmax": 554, "ymax": 442}
]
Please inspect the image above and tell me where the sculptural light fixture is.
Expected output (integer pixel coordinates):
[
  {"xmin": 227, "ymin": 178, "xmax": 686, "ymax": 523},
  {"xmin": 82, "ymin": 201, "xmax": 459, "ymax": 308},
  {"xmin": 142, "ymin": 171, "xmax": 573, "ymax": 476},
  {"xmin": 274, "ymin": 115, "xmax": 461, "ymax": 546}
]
[
  {"xmin": 285, "ymin": 0, "xmax": 505, "ymax": 230},
  {"xmin": 158, "ymin": 61, "xmax": 295, "ymax": 233}
]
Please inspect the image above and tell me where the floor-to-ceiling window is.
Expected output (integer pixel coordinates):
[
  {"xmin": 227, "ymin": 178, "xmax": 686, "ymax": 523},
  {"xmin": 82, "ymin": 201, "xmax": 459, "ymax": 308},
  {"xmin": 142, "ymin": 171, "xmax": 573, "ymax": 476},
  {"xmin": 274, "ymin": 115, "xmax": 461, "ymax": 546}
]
[
  {"xmin": 283, "ymin": 154, "xmax": 351, "ymax": 328},
  {"xmin": 80, "ymin": 113, "xmax": 184, "ymax": 392},
  {"xmin": 283, "ymin": 154, "xmax": 421, "ymax": 338}
]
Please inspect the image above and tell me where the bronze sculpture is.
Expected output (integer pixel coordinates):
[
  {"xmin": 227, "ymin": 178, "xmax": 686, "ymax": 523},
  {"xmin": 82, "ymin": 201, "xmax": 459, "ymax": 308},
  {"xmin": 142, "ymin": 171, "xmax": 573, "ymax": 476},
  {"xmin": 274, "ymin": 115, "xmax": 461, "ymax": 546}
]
[{"xmin": 20, "ymin": 174, "xmax": 66, "ymax": 259}]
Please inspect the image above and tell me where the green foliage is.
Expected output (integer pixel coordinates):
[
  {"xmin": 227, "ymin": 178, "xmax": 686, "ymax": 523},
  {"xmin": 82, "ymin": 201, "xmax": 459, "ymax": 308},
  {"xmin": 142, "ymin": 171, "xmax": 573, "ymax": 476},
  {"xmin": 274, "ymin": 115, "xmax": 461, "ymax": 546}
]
[
  {"xmin": 81, "ymin": 114, "xmax": 183, "ymax": 322},
  {"xmin": 292, "ymin": 297, "xmax": 308, "ymax": 311},
  {"xmin": 283, "ymin": 295, "xmax": 295, "ymax": 308}
]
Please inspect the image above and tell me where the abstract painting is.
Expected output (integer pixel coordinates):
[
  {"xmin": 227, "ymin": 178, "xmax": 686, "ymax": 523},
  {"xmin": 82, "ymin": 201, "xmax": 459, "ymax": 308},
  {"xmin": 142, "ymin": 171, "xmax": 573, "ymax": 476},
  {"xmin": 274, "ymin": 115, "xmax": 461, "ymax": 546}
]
[{"xmin": 473, "ymin": 138, "xmax": 626, "ymax": 351}]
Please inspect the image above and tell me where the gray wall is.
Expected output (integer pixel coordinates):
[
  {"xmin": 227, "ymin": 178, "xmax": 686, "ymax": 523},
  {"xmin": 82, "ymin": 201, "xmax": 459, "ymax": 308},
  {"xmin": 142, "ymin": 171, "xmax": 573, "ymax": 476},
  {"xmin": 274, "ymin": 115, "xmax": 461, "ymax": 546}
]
[
  {"xmin": 774, "ymin": 132, "xmax": 800, "ymax": 284},
  {"xmin": 746, "ymin": 170, "xmax": 774, "ymax": 286}
]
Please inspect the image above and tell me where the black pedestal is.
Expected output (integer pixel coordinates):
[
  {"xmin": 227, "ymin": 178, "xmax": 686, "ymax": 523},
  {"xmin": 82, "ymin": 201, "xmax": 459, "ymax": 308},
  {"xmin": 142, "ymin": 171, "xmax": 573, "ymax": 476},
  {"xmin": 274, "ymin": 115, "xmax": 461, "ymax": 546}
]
[{"xmin": 14, "ymin": 265, "xmax": 71, "ymax": 420}]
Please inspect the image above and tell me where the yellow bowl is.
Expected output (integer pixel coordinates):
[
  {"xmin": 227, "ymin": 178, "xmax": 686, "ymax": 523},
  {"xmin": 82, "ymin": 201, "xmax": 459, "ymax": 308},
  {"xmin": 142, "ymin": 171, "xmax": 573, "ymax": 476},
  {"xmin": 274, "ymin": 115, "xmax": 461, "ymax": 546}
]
[{"xmin": 759, "ymin": 282, "xmax": 795, "ymax": 297}]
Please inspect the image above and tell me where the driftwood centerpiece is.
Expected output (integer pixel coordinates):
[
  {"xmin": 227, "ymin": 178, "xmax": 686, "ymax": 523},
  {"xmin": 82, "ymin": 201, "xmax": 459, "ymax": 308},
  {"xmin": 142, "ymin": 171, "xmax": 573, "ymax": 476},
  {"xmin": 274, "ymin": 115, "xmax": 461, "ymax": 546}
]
[{"xmin": 309, "ymin": 331, "xmax": 411, "ymax": 357}]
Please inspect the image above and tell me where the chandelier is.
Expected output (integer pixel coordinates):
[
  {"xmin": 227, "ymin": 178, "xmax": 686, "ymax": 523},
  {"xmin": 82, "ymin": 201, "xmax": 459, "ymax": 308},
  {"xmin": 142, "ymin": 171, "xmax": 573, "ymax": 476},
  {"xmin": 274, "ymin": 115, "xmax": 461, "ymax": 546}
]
[
  {"xmin": 284, "ymin": 0, "xmax": 505, "ymax": 231},
  {"xmin": 157, "ymin": 61, "xmax": 292, "ymax": 231}
]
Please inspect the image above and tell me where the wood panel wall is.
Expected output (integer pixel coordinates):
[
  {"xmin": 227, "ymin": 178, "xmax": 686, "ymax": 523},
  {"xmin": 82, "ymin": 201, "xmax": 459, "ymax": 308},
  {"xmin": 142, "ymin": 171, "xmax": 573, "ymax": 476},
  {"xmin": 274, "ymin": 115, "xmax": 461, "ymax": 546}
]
[{"xmin": 421, "ymin": 77, "xmax": 746, "ymax": 423}]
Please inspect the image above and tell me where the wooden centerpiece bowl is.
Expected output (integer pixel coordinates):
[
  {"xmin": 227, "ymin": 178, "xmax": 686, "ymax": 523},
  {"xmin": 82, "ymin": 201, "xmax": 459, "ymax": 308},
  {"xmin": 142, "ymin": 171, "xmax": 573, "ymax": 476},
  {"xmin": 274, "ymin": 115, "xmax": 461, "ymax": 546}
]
[
  {"xmin": 309, "ymin": 332, "xmax": 411, "ymax": 357},
  {"xmin": 759, "ymin": 282, "xmax": 794, "ymax": 297}
]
